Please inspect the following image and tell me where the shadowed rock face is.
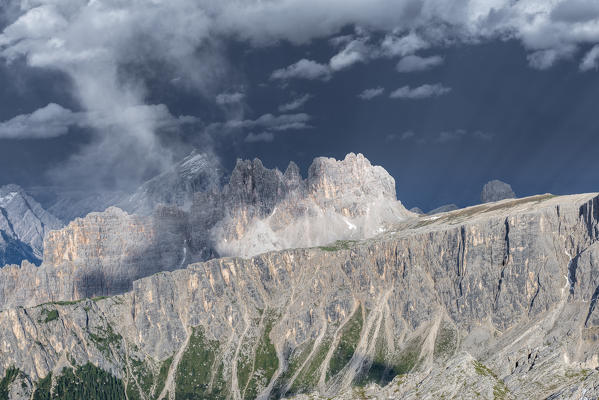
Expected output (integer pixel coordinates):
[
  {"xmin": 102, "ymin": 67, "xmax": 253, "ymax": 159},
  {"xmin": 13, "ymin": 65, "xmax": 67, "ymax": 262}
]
[
  {"xmin": 0, "ymin": 193, "xmax": 598, "ymax": 399},
  {"xmin": 481, "ymin": 179, "xmax": 516, "ymax": 203},
  {"xmin": 0, "ymin": 184, "xmax": 62, "ymax": 266}
]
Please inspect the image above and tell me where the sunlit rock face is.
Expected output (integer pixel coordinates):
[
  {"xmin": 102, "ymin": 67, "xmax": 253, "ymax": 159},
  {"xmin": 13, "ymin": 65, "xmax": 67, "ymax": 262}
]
[
  {"xmin": 212, "ymin": 153, "xmax": 413, "ymax": 258},
  {"xmin": 0, "ymin": 206, "xmax": 191, "ymax": 308},
  {"xmin": 1, "ymin": 193, "xmax": 598, "ymax": 399},
  {"xmin": 0, "ymin": 184, "xmax": 62, "ymax": 266}
]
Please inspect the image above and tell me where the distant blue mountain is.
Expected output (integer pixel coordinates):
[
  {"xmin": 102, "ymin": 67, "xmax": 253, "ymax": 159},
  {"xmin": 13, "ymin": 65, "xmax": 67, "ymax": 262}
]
[{"xmin": 0, "ymin": 185, "xmax": 63, "ymax": 267}]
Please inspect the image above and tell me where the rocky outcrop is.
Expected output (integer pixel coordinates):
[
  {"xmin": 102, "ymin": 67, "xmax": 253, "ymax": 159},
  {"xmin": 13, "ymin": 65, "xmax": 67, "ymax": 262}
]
[
  {"xmin": 0, "ymin": 192, "xmax": 598, "ymax": 399},
  {"xmin": 211, "ymin": 153, "xmax": 411, "ymax": 257},
  {"xmin": 0, "ymin": 185, "xmax": 62, "ymax": 266},
  {"xmin": 481, "ymin": 179, "xmax": 516, "ymax": 203}
]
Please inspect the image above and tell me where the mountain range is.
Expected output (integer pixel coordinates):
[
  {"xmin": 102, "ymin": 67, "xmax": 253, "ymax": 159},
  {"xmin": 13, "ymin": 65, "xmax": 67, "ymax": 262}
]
[{"xmin": 0, "ymin": 153, "xmax": 597, "ymax": 399}]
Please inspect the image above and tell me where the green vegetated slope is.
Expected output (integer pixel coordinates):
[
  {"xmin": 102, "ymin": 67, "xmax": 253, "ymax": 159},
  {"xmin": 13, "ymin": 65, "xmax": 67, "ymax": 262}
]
[
  {"xmin": 31, "ymin": 363, "xmax": 125, "ymax": 400},
  {"xmin": 12, "ymin": 305, "xmax": 408, "ymax": 399}
]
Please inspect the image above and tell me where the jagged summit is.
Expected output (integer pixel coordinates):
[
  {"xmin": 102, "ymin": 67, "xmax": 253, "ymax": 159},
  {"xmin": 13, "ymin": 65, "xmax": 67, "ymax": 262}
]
[
  {"xmin": 212, "ymin": 152, "xmax": 411, "ymax": 257},
  {"xmin": 118, "ymin": 151, "xmax": 224, "ymax": 215}
]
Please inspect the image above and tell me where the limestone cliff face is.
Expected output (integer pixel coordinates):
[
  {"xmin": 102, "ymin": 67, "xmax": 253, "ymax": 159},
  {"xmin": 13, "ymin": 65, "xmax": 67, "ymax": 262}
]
[
  {"xmin": 1, "ymin": 193, "xmax": 598, "ymax": 399},
  {"xmin": 0, "ymin": 206, "xmax": 190, "ymax": 308}
]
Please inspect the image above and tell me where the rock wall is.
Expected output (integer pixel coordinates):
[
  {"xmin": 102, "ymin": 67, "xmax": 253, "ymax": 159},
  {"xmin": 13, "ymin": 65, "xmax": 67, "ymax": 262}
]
[
  {"xmin": 1, "ymin": 193, "xmax": 598, "ymax": 399},
  {"xmin": 0, "ymin": 206, "xmax": 190, "ymax": 308}
]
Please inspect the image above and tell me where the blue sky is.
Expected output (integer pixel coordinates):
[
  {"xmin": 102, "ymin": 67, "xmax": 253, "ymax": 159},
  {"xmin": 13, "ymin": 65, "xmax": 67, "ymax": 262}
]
[{"xmin": 1, "ymin": 0, "xmax": 599, "ymax": 211}]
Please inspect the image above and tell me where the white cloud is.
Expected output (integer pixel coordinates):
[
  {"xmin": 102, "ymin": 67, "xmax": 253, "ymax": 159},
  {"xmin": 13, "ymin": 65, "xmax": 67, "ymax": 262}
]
[
  {"xmin": 270, "ymin": 59, "xmax": 331, "ymax": 81},
  {"xmin": 216, "ymin": 92, "xmax": 245, "ymax": 105},
  {"xmin": 0, "ymin": 103, "xmax": 198, "ymax": 140},
  {"xmin": 329, "ymin": 38, "xmax": 368, "ymax": 71},
  {"xmin": 278, "ymin": 94, "xmax": 312, "ymax": 112},
  {"xmin": 527, "ymin": 46, "xmax": 577, "ymax": 70},
  {"xmin": 390, "ymin": 84, "xmax": 452, "ymax": 99},
  {"xmin": 0, "ymin": 0, "xmax": 219, "ymax": 188},
  {"xmin": 245, "ymin": 132, "xmax": 275, "ymax": 143},
  {"xmin": 437, "ymin": 129, "xmax": 468, "ymax": 143},
  {"xmin": 380, "ymin": 32, "xmax": 429, "ymax": 58},
  {"xmin": 330, "ymin": 48, "xmax": 364, "ymax": 71},
  {"xmin": 0, "ymin": 103, "xmax": 84, "ymax": 139},
  {"xmin": 580, "ymin": 45, "xmax": 599, "ymax": 70},
  {"xmin": 221, "ymin": 113, "xmax": 312, "ymax": 132},
  {"xmin": 396, "ymin": 55, "xmax": 444, "ymax": 72},
  {"xmin": 358, "ymin": 87, "xmax": 385, "ymax": 100},
  {"xmin": 214, "ymin": 0, "xmax": 599, "ymax": 71}
]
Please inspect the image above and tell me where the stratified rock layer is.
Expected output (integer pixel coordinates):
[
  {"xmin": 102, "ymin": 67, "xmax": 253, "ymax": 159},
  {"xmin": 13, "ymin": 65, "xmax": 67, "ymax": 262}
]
[{"xmin": 0, "ymin": 192, "xmax": 598, "ymax": 399}]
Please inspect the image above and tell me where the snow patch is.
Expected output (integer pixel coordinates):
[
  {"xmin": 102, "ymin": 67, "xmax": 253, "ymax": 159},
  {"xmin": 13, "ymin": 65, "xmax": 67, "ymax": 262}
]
[
  {"xmin": 0, "ymin": 192, "xmax": 18, "ymax": 207},
  {"xmin": 344, "ymin": 218, "xmax": 357, "ymax": 230}
]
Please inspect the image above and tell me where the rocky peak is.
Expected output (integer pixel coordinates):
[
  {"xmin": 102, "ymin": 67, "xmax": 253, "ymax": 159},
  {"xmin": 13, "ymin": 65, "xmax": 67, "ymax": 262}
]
[
  {"xmin": 307, "ymin": 152, "xmax": 396, "ymax": 200},
  {"xmin": 0, "ymin": 184, "xmax": 62, "ymax": 266},
  {"xmin": 481, "ymin": 179, "xmax": 516, "ymax": 203},
  {"xmin": 225, "ymin": 158, "xmax": 290, "ymax": 213},
  {"xmin": 283, "ymin": 161, "xmax": 303, "ymax": 188},
  {"xmin": 212, "ymin": 153, "xmax": 411, "ymax": 257},
  {"xmin": 117, "ymin": 151, "xmax": 223, "ymax": 216}
]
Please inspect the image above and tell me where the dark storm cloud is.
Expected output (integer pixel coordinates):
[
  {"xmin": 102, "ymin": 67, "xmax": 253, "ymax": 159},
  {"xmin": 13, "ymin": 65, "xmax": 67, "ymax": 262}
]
[{"xmin": 1, "ymin": 0, "xmax": 599, "ymax": 193}]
